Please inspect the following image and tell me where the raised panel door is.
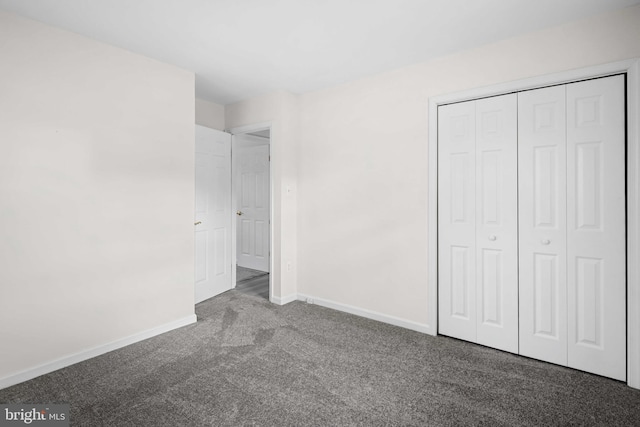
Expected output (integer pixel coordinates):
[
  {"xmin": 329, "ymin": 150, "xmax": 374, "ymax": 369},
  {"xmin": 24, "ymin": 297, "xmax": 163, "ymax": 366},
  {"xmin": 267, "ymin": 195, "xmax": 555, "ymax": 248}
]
[
  {"xmin": 194, "ymin": 125, "xmax": 232, "ymax": 303},
  {"xmin": 566, "ymin": 75, "xmax": 626, "ymax": 381},
  {"xmin": 518, "ymin": 85, "xmax": 568, "ymax": 365},
  {"xmin": 234, "ymin": 141, "xmax": 270, "ymax": 272},
  {"xmin": 475, "ymin": 94, "xmax": 518, "ymax": 353},
  {"xmin": 438, "ymin": 100, "xmax": 477, "ymax": 343}
]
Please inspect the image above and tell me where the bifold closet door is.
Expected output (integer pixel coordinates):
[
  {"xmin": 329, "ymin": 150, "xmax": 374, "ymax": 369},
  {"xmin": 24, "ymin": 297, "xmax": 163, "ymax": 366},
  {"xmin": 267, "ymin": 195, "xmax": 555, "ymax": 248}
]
[
  {"xmin": 519, "ymin": 75, "xmax": 626, "ymax": 380},
  {"xmin": 438, "ymin": 100, "xmax": 477, "ymax": 343},
  {"xmin": 475, "ymin": 95, "xmax": 518, "ymax": 353},
  {"xmin": 438, "ymin": 94, "xmax": 518, "ymax": 353},
  {"xmin": 566, "ymin": 75, "xmax": 626, "ymax": 381},
  {"xmin": 518, "ymin": 85, "xmax": 568, "ymax": 365}
]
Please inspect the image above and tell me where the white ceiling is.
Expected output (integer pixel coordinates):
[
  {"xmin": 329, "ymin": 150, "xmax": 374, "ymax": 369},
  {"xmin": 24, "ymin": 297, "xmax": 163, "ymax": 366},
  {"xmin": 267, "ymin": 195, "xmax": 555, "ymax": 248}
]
[{"xmin": 1, "ymin": 0, "xmax": 638, "ymax": 105}]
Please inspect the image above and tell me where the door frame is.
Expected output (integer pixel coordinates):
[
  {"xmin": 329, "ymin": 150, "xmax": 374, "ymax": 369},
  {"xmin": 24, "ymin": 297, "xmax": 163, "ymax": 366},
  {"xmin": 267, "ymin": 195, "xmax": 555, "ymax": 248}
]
[
  {"xmin": 229, "ymin": 122, "xmax": 273, "ymax": 301},
  {"xmin": 427, "ymin": 58, "xmax": 640, "ymax": 389}
]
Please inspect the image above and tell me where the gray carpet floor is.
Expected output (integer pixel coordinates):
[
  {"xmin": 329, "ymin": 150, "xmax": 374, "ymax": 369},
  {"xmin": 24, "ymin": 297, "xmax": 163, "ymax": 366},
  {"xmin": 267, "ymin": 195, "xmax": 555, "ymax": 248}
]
[
  {"xmin": 235, "ymin": 274, "xmax": 269, "ymax": 300},
  {"xmin": 236, "ymin": 266, "xmax": 268, "ymax": 282},
  {"xmin": 1, "ymin": 291, "xmax": 640, "ymax": 426}
]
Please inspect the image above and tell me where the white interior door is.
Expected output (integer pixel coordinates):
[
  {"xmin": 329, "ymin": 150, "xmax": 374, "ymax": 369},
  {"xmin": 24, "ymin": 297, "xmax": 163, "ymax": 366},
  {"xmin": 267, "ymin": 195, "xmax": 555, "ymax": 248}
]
[
  {"xmin": 438, "ymin": 100, "xmax": 477, "ymax": 343},
  {"xmin": 566, "ymin": 75, "xmax": 626, "ymax": 381},
  {"xmin": 518, "ymin": 85, "xmax": 568, "ymax": 365},
  {"xmin": 518, "ymin": 76, "xmax": 625, "ymax": 380},
  {"xmin": 234, "ymin": 136, "xmax": 270, "ymax": 272},
  {"xmin": 438, "ymin": 74, "xmax": 627, "ymax": 381},
  {"xmin": 438, "ymin": 95, "xmax": 518, "ymax": 353},
  {"xmin": 195, "ymin": 125, "xmax": 232, "ymax": 303},
  {"xmin": 474, "ymin": 94, "xmax": 518, "ymax": 353}
]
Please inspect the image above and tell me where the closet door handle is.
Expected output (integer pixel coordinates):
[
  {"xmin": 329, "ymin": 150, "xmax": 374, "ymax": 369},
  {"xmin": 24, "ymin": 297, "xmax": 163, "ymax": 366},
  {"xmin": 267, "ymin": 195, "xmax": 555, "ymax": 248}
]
[
  {"xmin": 541, "ymin": 239, "xmax": 551, "ymax": 245},
  {"xmin": 488, "ymin": 235, "xmax": 497, "ymax": 241}
]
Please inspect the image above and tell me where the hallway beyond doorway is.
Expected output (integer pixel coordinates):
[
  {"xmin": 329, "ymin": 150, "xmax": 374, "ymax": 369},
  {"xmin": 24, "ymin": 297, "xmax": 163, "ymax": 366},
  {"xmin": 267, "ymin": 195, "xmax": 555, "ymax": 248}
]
[{"xmin": 236, "ymin": 266, "xmax": 269, "ymax": 300}]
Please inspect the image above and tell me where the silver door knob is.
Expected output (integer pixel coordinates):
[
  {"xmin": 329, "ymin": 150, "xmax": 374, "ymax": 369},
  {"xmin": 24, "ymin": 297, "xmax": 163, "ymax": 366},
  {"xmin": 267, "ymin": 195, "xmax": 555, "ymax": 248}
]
[
  {"xmin": 194, "ymin": 221, "xmax": 202, "ymax": 226},
  {"xmin": 236, "ymin": 211, "xmax": 243, "ymax": 216},
  {"xmin": 488, "ymin": 235, "xmax": 497, "ymax": 241},
  {"xmin": 541, "ymin": 239, "xmax": 551, "ymax": 245}
]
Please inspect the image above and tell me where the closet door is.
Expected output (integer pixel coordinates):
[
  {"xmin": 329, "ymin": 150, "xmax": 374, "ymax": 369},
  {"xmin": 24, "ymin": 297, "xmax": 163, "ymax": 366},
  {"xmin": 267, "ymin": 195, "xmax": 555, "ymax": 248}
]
[
  {"xmin": 566, "ymin": 75, "xmax": 626, "ymax": 381},
  {"xmin": 518, "ymin": 86, "xmax": 568, "ymax": 365},
  {"xmin": 438, "ymin": 75, "xmax": 626, "ymax": 380},
  {"xmin": 438, "ymin": 100, "xmax": 477, "ymax": 343},
  {"xmin": 438, "ymin": 95, "xmax": 518, "ymax": 352},
  {"xmin": 475, "ymin": 95, "xmax": 519, "ymax": 353}
]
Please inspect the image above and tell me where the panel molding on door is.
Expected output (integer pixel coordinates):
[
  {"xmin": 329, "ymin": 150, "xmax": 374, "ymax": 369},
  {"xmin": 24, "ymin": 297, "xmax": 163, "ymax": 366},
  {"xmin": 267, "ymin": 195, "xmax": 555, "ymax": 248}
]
[
  {"xmin": 474, "ymin": 94, "xmax": 519, "ymax": 353},
  {"xmin": 518, "ymin": 85, "xmax": 568, "ymax": 366},
  {"xmin": 439, "ymin": 75, "xmax": 626, "ymax": 380},
  {"xmin": 234, "ymin": 142, "xmax": 270, "ymax": 272},
  {"xmin": 438, "ymin": 100, "xmax": 477, "ymax": 343},
  {"xmin": 195, "ymin": 125, "xmax": 232, "ymax": 304},
  {"xmin": 438, "ymin": 94, "xmax": 519, "ymax": 353},
  {"xmin": 430, "ymin": 59, "xmax": 640, "ymax": 388},
  {"xmin": 566, "ymin": 75, "xmax": 626, "ymax": 381}
]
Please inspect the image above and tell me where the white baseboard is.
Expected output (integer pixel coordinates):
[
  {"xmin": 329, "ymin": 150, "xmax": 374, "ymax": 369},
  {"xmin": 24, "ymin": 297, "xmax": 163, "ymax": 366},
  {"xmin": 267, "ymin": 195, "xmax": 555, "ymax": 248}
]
[
  {"xmin": 0, "ymin": 314, "xmax": 197, "ymax": 390},
  {"xmin": 270, "ymin": 293, "xmax": 297, "ymax": 305},
  {"xmin": 297, "ymin": 293, "xmax": 433, "ymax": 335}
]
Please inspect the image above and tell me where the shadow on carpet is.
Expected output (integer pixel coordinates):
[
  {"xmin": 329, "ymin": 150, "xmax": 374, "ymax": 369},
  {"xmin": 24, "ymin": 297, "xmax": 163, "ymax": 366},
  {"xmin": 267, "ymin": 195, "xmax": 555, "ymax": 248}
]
[{"xmin": 1, "ymin": 291, "xmax": 639, "ymax": 426}]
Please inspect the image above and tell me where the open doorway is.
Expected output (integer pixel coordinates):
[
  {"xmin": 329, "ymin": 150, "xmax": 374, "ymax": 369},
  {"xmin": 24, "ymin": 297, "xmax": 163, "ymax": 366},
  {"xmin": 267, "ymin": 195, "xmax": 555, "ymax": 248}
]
[{"xmin": 232, "ymin": 127, "xmax": 271, "ymax": 300}]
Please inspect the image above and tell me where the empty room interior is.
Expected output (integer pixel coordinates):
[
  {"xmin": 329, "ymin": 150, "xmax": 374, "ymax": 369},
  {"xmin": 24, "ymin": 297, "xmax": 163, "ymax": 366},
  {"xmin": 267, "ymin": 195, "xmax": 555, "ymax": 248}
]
[{"xmin": 1, "ymin": 1, "xmax": 640, "ymax": 425}]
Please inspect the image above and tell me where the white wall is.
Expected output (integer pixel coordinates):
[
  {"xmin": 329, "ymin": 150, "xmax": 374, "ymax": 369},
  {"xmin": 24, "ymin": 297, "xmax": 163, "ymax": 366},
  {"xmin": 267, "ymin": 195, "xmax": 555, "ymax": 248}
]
[
  {"xmin": 225, "ymin": 91, "xmax": 299, "ymax": 302},
  {"xmin": 195, "ymin": 98, "xmax": 225, "ymax": 130},
  {"xmin": 295, "ymin": 6, "xmax": 640, "ymax": 327},
  {"xmin": 0, "ymin": 11, "xmax": 195, "ymax": 385}
]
